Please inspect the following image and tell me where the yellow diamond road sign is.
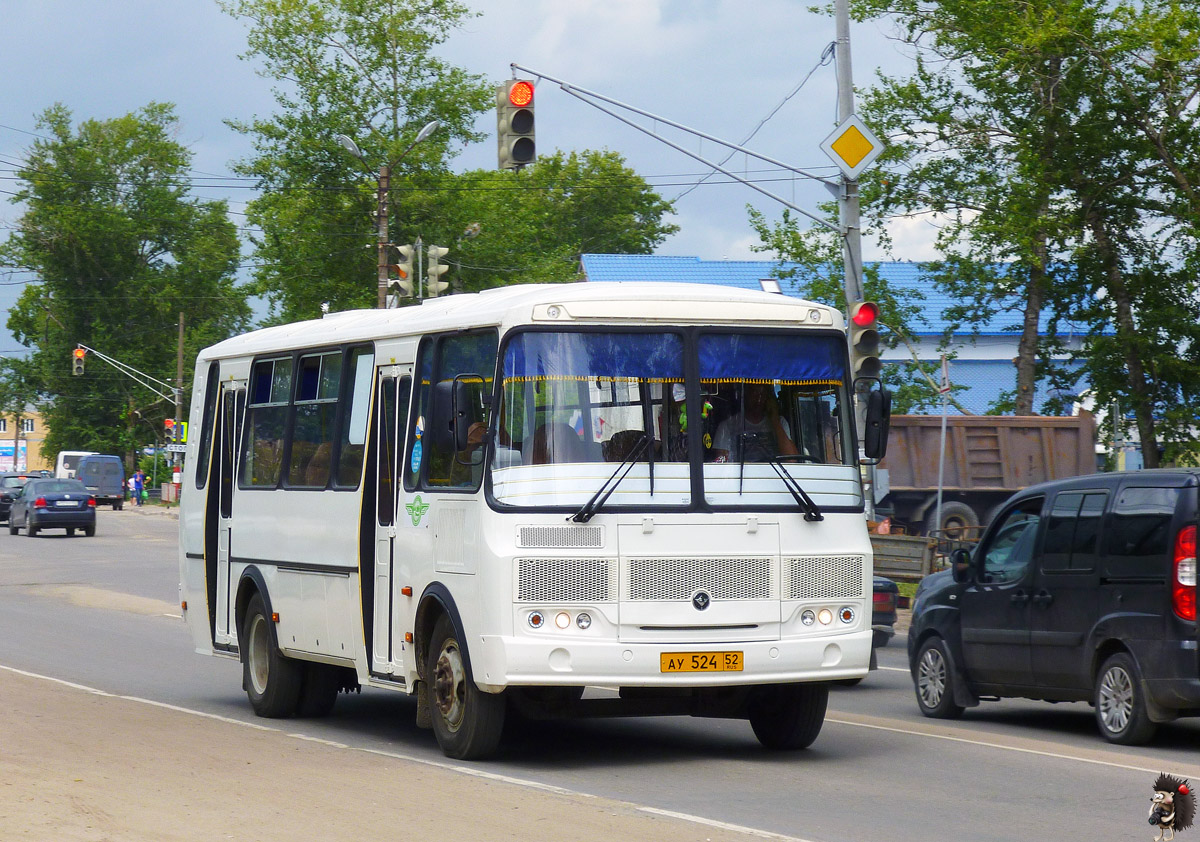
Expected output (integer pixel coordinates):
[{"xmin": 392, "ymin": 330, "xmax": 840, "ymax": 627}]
[{"xmin": 820, "ymin": 115, "xmax": 884, "ymax": 179}]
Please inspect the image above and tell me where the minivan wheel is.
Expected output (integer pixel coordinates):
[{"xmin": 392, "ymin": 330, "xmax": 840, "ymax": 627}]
[
  {"xmin": 914, "ymin": 637, "xmax": 965, "ymax": 719},
  {"xmin": 1095, "ymin": 652, "xmax": 1157, "ymax": 745}
]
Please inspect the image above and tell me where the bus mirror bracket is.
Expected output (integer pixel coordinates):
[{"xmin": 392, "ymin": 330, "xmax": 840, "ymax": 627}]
[{"xmin": 433, "ymin": 375, "xmax": 486, "ymax": 457}]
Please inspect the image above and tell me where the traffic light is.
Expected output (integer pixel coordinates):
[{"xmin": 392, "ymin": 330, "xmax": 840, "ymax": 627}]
[
  {"xmin": 497, "ymin": 80, "xmax": 535, "ymax": 170},
  {"xmin": 71, "ymin": 347, "xmax": 86, "ymax": 376},
  {"xmin": 849, "ymin": 301, "xmax": 882, "ymax": 380},
  {"xmin": 164, "ymin": 418, "xmax": 175, "ymax": 442},
  {"xmin": 393, "ymin": 244, "xmax": 415, "ymax": 297},
  {"xmin": 426, "ymin": 245, "xmax": 450, "ymax": 296}
]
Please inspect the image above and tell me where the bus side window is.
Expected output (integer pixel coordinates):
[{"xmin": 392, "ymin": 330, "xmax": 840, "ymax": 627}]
[
  {"xmin": 417, "ymin": 331, "xmax": 498, "ymax": 490},
  {"xmin": 241, "ymin": 357, "xmax": 292, "ymax": 488},
  {"xmin": 194, "ymin": 362, "xmax": 220, "ymax": 489},
  {"xmin": 335, "ymin": 346, "xmax": 375, "ymax": 488}
]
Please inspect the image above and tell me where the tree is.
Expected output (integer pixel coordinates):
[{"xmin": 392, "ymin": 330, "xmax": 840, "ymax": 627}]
[
  {"xmin": 221, "ymin": 0, "xmax": 494, "ymax": 321},
  {"xmin": 838, "ymin": 0, "xmax": 1200, "ymax": 465},
  {"xmin": 1, "ymin": 104, "xmax": 249, "ymax": 463},
  {"xmin": 428, "ymin": 150, "xmax": 678, "ymax": 294},
  {"xmin": 223, "ymin": 1, "xmax": 678, "ymax": 320}
]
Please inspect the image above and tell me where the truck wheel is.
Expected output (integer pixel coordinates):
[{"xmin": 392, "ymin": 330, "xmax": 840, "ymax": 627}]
[
  {"xmin": 748, "ymin": 683, "xmax": 828, "ymax": 750},
  {"xmin": 914, "ymin": 637, "xmax": 965, "ymax": 719},
  {"xmin": 925, "ymin": 501, "xmax": 979, "ymax": 538},
  {"xmin": 426, "ymin": 613, "xmax": 506, "ymax": 759},
  {"xmin": 241, "ymin": 592, "xmax": 302, "ymax": 718},
  {"xmin": 1095, "ymin": 652, "xmax": 1157, "ymax": 745}
]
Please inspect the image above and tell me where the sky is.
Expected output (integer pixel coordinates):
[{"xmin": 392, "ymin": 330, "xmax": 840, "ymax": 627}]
[{"xmin": 0, "ymin": 0, "xmax": 930, "ymax": 355}]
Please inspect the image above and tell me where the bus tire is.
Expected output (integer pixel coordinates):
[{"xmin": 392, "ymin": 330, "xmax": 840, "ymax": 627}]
[
  {"xmin": 242, "ymin": 592, "xmax": 302, "ymax": 718},
  {"xmin": 426, "ymin": 613, "xmax": 505, "ymax": 760},
  {"xmin": 748, "ymin": 682, "xmax": 828, "ymax": 750},
  {"xmin": 297, "ymin": 663, "xmax": 342, "ymax": 718}
]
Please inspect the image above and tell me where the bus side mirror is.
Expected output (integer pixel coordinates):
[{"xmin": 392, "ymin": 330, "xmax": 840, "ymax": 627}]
[
  {"xmin": 432, "ymin": 378, "xmax": 473, "ymax": 452},
  {"xmin": 950, "ymin": 547, "xmax": 972, "ymax": 583},
  {"xmin": 862, "ymin": 387, "xmax": 892, "ymax": 460}
]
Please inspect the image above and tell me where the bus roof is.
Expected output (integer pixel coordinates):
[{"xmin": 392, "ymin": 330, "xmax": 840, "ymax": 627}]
[{"xmin": 198, "ymin": 282, "xmax": 843, "ymax": 360}]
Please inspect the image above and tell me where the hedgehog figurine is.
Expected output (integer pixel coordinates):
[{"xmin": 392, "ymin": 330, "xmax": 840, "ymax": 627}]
[{"xmin": 1150, "ymin": 773, "xmax": 1195, "ymax": 841}]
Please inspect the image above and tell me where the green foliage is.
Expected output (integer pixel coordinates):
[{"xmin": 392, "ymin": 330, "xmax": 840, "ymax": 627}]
[
  {"xmin": 222, "ymin": 0, "xmax": 494, "ymax": 321},
  {"xmin": 223, "ymin": 0, "xmax": 676, "ymax": 321},
  {"xmin": 429, "ymin": 150, "xmax": 678, "ymax": 294},
  {"xmin": 813, "ymin": 0, "xmax": 1200, "ymax": 466},
  {"xmin": 1, "ymin": 104, "xmax": 250, "ymax": 462}
]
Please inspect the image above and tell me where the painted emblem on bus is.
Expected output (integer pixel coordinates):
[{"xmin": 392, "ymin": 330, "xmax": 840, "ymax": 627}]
[{"xmin": 405, "ymin": 495, "xmax": 430, "ymax": 526}]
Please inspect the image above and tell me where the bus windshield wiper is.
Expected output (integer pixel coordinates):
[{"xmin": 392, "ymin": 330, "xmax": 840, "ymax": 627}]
[
  {"xmin": 570, "ymin": 435, "xmax": 648, "ymax": 523},
  {"xmin": 767, "ymin": 457, "xmax": 824, "ymax": 522}
]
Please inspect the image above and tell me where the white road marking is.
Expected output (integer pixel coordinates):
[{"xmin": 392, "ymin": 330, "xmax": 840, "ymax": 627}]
[{"xmin": 0, "ymin": 662, "xmax": 813, "ymax": 842}]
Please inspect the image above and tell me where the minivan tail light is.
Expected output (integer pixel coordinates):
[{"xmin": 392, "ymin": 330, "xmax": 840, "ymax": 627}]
[{"xmin": 1172, "ymin": 525, "xmax": 1196, "ymax": 621}]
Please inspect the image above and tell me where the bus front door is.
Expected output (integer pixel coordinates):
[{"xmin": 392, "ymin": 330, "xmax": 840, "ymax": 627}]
[
  {"xmin": 214, "ymin": 382, "xmax": 244, "ymax": 649},
  {"xmin": 371, "ymin": 370, "xmax": 410, "ymax": 676}
]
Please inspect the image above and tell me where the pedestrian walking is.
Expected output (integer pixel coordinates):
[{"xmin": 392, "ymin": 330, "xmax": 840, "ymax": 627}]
[{"xmin": 133, "ymin": 469, "xmax": 145, "ymax": 506}]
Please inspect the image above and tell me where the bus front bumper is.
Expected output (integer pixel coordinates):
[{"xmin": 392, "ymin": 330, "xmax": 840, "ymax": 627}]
[{"xmin": 473, "ymin": 630, "xmax": 873, "ymax": 690}]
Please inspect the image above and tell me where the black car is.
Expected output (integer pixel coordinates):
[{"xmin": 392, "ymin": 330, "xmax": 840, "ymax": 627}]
[
  {"xmin": 872, "ymin": 575, "xmax": 899, "ymax": 648},
  {"xmin": 908, "ymin": 469, "xmax": 1200, "ymax": 744},
  {"xmin": 7, "ymin": 478, "xmax": 97, "ymax": 537},
  {"xmin": 0, "ymin": 472, "xmax": 41, "ymax": 523}
]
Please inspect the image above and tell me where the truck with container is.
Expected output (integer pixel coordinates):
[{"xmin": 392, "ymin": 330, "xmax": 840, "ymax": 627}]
[{"xmin": 875, "ymin": 411, "xmax": 1096, "ymax": 536}]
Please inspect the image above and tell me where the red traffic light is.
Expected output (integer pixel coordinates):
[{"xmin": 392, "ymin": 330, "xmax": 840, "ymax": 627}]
[
  {"xmin": 164, "ymin": 419, "xmax": 175, "ymax": 430},
  {"xmin": 851, "ymin": 301, "xmax": 879, "ymax": 326},
  {"xmin": 73, "ymin": 348, "xmax": 86, "ymax": 359},
  {"xmin": 508, "ymin": 80, "xmax": 534, "ymax": 107}
]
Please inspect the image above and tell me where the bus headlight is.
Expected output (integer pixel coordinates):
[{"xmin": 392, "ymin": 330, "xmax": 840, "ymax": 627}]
[
  {"xmin": 527, "ymin": 611, "xmax": 545, "ymax": 629},
  {"xmin": 817, "ymin": 608, "xmax": 833, "ymax": 626},
  {"xmin": 839, "ymin": 606, "xmax": 856, "ymax": 624},
  {"xmin": 554, "ymin": 611, "xmax": 571, "ymax": 629},
  {"xmin": 801, "ymin": 609, "xmax": 816, "ymax": 626},
  {"xmin": 576, "ymin": 612, "xmax": 592, "ymax": 630}
]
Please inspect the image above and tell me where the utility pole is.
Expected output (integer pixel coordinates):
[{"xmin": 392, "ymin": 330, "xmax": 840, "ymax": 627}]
[
  {"xmin": 173, "ymin": 312, "xmax": 184, "ymax": 504},
  {"xmin": 835, "ymin": 0, "xmax": 875, "ymax": 521},
  {"xmin": 836, "ymin": 0, "xmax": 865, "ymax": 307},
  {"xmin": 376, "ymin": 163, "xmax": 391, "ymax": 310}
]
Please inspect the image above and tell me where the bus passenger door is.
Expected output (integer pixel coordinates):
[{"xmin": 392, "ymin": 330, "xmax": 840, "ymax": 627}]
[
  {"xmin": 372, "ymin": 369, "xmax": 410, "ymax": 675},
  {"xmin": 213, "ymin": 382, "xmax": 244, "ymax": 649}
]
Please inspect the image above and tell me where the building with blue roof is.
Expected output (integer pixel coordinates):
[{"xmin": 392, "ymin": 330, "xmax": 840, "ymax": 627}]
[{"xmin": 579, "ymin": 253, "xmax": 1090, "ymax": 416}]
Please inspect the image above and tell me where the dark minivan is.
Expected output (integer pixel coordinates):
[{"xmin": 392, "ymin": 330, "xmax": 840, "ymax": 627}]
[{"xmin": 908, "ymin": 469, "xmax": 1199, "ymax": 744}]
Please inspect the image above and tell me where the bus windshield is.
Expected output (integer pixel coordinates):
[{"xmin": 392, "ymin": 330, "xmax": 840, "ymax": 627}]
[{"xmin": 491, "ymin": 329, "xmax": 857, "ymax": 510}]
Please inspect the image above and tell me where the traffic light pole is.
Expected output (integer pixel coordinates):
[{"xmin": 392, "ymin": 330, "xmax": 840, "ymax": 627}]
[
  {"xmin": 377, "ymin": 162, "xmax": 390, "ymax": 310},
  {"xmin": 834, "ymin": 0, "xmax": 876, "ymax": 521}
]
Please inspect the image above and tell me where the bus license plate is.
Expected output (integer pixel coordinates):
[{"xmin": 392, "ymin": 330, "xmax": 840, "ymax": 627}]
[{"xmin": 660, "ymin": 652, "xmax": 743, "ymax": 673}]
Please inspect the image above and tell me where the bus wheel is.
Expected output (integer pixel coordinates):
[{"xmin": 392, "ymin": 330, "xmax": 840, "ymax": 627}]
[
  {"xmin": 748, "ymin": 683, "xmax": 828, "ymax": 750},
  {"xmin": 242, "ymin": 592, "xmax": 302, "ymax": 718},
  {"xmin": 426, "ymin": 614, "xmax": 505, "ymax": 760}
]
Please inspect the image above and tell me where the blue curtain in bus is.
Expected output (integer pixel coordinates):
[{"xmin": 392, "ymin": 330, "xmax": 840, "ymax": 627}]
[
  {"xmin": 698, "ymin": 334, "xmax": 845, "ymax": 385},
  {"xmin": 503, "ymin": 332, "xmax": 684, "ymax": 382}
]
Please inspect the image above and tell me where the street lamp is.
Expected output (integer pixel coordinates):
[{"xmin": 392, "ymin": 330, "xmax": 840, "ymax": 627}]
[{"xmin": 336, "ymin": 118, "xmax": 441, "ymax": 309}]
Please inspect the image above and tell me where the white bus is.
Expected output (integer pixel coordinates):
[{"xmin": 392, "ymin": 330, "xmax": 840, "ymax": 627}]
[
  {"xmin": 178, "ymin": 282, "xmax": 890, "ymax": 759},
  {"xmin": 56, "ymin": 450, "xmax": 98, "ymax": 479}
]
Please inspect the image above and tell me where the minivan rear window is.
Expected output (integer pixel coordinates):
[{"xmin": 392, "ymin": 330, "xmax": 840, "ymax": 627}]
[{"xmin": 1104, "ymin": 486, "xmax": 1181, "ymax": 578}]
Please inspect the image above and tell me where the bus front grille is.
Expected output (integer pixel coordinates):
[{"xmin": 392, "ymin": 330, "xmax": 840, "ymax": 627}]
[
  {"xmin": 785, "ymin": 555, "xmax": 864, "ymax": 600},
  {"xmin": 625, "ymin": 557, "xmax": 774, "ymax": 601},
  {"xmin": 516, "ymin": 557, "xmax": 613, "ymax": 602}
]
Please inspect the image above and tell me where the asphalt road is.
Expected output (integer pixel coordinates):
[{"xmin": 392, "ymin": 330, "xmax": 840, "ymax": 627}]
[{"xmin": 1, "ymin": 507, "xmax": 1198, "ymax": 841}]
